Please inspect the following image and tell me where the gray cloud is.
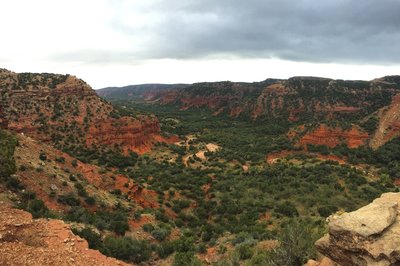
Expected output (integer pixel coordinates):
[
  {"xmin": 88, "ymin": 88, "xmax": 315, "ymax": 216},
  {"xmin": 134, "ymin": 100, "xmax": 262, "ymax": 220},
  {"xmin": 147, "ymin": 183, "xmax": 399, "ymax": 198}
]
[{"xmin": 110, "ymin": 0, "xmax": 400, "ymax": 64}]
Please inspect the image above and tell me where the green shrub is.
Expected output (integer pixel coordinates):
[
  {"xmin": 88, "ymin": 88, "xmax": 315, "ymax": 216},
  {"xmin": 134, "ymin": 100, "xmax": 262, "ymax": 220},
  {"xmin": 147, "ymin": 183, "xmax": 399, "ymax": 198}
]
[
  {"xmin": 317, "ymin": 205, "xmax": 338, "ymax": 217},
  {"xmin": 26, "ymin": 199, "xmax": 49, "ymax": 218},
  {"xmin": 236, "ymin": 243, "xmax": 253, "ymax": 260},
  {"xmin": 85, "ymin": 196, "xmax": 96, "ymax": 205},
  {"xmin": 275, "ymin": 201, "xmax": 299, "ymax": 217},
  {"xmin": 6, "ymin": 176, "xmax": 25, "ymax": 190},
  {"xmin": 0, "ymin": 130, "xmax": 17, "ymax": 177},
  {"xmin": 57, "ymin": 193, "xmax": 80, "ymax": 206},
  {"xmin": 72, "ymin": 227, "xmax": 102, "ymax": 249},
  {"xmin": 142, "ymin": 223, "xmax": 155, "ymax": 233},
  {"xmin": 71, "ymin": 159, "xmax": 78, "ymax": 167},
  {"xmin": 266, "ymin": 219, "xmax": 322, "ymax": 266},
  {"xmin": 102, "ymin": 236, "xmax": 151, "ymax": 263},
  {"xmin": 173, "ymin": 252, "xmax": 201, "ymax": 266},
  {"xmin": 151, "ymin": 228, "xmax": 170, "ymax": 241},
  {"xmin": 156, "ymin": 241, "xmax": 175, "ymax": 258}
]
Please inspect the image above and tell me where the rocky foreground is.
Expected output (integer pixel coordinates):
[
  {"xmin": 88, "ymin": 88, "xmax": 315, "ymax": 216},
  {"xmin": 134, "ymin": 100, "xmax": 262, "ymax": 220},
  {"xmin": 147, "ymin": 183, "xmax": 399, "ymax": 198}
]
[
  {"xmin": 0, "ymin": 203, "xmax": 129, "ymax": 266},
  {"xmin": 315, "ymin": 192, "xmax": 400, "ymax": 266}
]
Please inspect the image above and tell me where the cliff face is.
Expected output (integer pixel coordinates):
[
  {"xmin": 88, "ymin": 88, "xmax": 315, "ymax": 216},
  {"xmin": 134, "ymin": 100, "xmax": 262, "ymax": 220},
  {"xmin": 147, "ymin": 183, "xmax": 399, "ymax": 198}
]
[
  {"xmin": 296, "ymin": 124, "xmax": 369, "ymax": 149},
  {"xmin": 316, "ymin": 192, "xmax": 400, "ymax": 266},
  {"xmin": 370, "ymin": 94, "xmax": 400, "ymax": 149},
  {"xmin": 0, "ymin": 69, "xmax": 162, "ymax": 154},
  {"xmin": 153, "ymin": 81, "xmax": 263, "ymax": 117},
  {"xmin": 86, "ymin": 116, "xmax": 161, "ymax": 154}
]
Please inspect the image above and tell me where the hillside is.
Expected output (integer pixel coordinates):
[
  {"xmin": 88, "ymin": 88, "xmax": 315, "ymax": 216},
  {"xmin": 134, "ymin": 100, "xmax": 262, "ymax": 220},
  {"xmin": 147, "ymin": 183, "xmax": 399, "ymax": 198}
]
[
  {"xmin": 97, "ymin": 84, "xmax": 189, "ymax": 100},
  {"xmin": 99, "ymin": 76, "xmax": 400, "ymax": 149},
  {"xmin": 0, "ymin": 68, "xmax": 171, "ymax": 156}
]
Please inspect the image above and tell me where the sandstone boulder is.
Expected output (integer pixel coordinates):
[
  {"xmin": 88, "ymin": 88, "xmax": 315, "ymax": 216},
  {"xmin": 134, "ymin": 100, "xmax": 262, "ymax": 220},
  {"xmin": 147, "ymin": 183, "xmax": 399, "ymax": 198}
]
[{"xmin": 316, "ymin": 193, "xmax": 400, "ymax": 266}]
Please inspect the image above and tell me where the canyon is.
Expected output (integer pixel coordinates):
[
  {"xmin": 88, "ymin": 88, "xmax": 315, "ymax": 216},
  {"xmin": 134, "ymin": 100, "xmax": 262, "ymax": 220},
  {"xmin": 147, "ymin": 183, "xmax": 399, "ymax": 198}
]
[
  {"xmin": 2, "ymin": 69, "xmax": 400, "ymax": 265},
  {"xmin": 99, "ymin": 75, "xmax": 400, "ymax": 149}
]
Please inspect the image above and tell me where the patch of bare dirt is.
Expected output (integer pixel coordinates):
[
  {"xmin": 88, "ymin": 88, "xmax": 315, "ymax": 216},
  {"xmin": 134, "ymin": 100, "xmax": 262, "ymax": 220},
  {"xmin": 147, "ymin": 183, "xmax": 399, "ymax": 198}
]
[{"xmin": 0, "ymin": 203, "xmax": 129, "ymax": 266}]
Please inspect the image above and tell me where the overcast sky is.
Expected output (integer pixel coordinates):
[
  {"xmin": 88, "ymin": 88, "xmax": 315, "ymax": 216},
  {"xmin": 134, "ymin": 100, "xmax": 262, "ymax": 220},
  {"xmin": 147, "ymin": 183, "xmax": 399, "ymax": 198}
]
[{"xmin": 1, "ymin": 0, "xmax": 400, "ymax": 88}]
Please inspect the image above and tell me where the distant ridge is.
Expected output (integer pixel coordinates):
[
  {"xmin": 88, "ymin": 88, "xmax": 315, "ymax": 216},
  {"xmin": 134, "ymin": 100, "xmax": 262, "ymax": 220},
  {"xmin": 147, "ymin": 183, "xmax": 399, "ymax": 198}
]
[
  {"xmin": 97, "ymin": 83, "xmax": 189, "ymax": 99},
  {"xmin": 97, "ymin": 75, "xmax": 400, "ymax": 149}
]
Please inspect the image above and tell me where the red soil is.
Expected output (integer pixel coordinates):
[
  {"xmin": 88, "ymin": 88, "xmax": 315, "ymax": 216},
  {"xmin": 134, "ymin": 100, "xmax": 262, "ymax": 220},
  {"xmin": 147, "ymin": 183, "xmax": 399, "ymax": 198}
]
[
  {"xmin": 0, "ymin": 204, "xmax": 129, "ymax": 266},
  {"xmin": 297, "ymin": 125, "xmax": 369, "ymax": 148}
]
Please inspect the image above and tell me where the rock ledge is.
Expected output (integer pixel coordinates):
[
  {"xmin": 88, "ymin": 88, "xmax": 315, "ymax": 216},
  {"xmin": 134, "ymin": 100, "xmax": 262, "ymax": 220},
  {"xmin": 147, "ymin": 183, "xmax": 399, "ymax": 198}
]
[{"xmin": 316, "ymin": 193, "xmax": 400, "ymax": 266}]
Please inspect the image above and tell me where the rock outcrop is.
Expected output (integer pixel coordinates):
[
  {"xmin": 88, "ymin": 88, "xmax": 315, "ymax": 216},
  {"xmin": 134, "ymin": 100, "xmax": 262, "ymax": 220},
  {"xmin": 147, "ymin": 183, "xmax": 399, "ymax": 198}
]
[
  {"xmin": 0, "ymin": 203, "xmax": 129, "ymax": 266},
  {"xmin": 297, "ymin": 124, "xmax": 369, "ymax": 149},
  {"xmin": 316, "ymin": 192, "xmax": 400, "ymax": 266}
]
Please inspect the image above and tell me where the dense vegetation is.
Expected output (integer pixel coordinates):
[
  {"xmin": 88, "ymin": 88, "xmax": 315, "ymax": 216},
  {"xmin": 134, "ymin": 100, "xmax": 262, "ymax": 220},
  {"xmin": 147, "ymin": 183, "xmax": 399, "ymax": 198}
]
[
  {"xmin": 3, "ymin": 95, "xmax": 399, "ymax": 265},
  {"xmin": 80, "ymin": 100, "xmax": 395, "ymax": 265}
]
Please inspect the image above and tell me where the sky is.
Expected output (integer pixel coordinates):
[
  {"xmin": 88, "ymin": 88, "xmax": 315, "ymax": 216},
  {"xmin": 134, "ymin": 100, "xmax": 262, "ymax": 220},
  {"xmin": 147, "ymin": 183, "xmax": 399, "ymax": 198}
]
[{"xmin": 1, "ymin": 0, "xmax": 400, "ymax": 89}]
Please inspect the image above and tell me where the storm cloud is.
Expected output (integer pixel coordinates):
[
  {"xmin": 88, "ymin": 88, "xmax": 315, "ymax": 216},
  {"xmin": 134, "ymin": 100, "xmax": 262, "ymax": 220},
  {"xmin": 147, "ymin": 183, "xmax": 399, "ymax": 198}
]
[
  {"xmin": 109, "ymin": 0, "xmax": 400, "ymax": 64},
  {"xmin": 2, "ymin": 0, "xmax": 400, "ymax": 88}
]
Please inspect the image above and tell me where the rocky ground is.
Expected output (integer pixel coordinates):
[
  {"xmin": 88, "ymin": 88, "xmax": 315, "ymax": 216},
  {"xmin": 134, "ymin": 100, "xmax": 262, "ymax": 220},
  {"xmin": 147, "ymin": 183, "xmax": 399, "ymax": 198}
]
[
  {"xmin": 316, "ymin": 192, "xmax": 400, "ymax": 266},
  {"xmin": 0, "ymin": 203, "xmax": 129, "ymax": 266}
]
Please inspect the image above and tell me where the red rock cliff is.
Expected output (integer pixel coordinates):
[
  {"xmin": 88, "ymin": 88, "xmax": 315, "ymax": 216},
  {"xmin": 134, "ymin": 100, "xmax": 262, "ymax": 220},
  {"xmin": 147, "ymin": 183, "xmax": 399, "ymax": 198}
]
[
  {"xmin": 86, "ymin": 116, "xmax": 161, "ymax": 154},
  {"xmin": 370, "ymin": 94, "xmax": 400, "ymax": 149},
  {"xmin": 296, "ymin": 124, "xmax": 369, "ymax": 149}
]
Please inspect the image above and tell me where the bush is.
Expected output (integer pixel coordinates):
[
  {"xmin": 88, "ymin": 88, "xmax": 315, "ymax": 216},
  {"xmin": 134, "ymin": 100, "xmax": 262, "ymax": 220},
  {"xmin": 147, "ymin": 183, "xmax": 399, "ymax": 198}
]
[
  {"xmin": 102, "ymin": 236, "xmax": 151, "ymax": 263},
  {"xmin": 143, "ymin": 223, "xmax": 155, "ymax": 233},
  {"xmin": 317, "ymin": 205, "xmax": 338, "ymax": 217},
  {"xmin": 275, "ymin": 201, "xmax": 299, "ymax": 217},
  {"xmin": 57, "ymin": 193, "xmax": 80, "ymax": 206},
  {"xmin": 0, "ymin": 130, "xmax": 18, "ymax": 177},
  {"xmin": 156, "ymin": 241, "xmax": 175, "ymax": 258},
  {"xmin": 85, "ymin": 196, "xmax": 96, "ymax": 205},
  {"xmin": 6, "ymin": 176, "xmax": 25, "ymax": 191},
  {"xmin": 197, "ymin": 243, "xmax": 207, "ymax": 254},
  {"xmin": 65, "ymin": 208, "xmax": 129, "ymax": 235},
  {"xmin": 72, "ymin": 227, "xmax": 102, "ymax": 249},
  {"xmin": 236, "ymin": 243, "xmax": 253, "ymax": 260},
  {"xmin": 151, "ymin": 228, "xmax": 170, "ymax": 241},
  {"xmin": 111, "ymin": 220, "xmax": 130, "ymax": 235},
  {"xmin": 71, "ymin": 159, "xmax": 78, "ymax": 167},
  {"xmin": 26, "ymin": 199, "xmax": 49, "ymax": 218},
  {"xmin": 39, "ymin": 152, "xmax": 47, "ymax": 161},
  {"xmin": 173, "ymin": 252, "xmax": 201, "ymax": 266},
  {"xmin": 266, "ymin": 219, "xmax": 322, "ymax": 266},
  {"xmin": 55, "ymin": 157, "xmax": 65, "ymax": 163}
]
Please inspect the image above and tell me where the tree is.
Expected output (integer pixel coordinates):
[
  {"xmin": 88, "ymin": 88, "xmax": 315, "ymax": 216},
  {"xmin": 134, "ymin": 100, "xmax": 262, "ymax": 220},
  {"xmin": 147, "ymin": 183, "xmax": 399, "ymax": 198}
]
[
  {"xmin": 266, "ymin": 219, "xmax": 322, "ymax": 266},
  {"xmin": 0, "ymin": 130, "xmax": 17, "ymax": 178}
]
